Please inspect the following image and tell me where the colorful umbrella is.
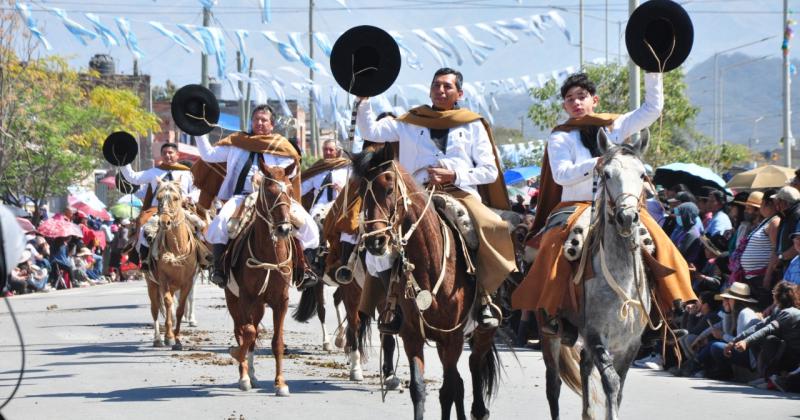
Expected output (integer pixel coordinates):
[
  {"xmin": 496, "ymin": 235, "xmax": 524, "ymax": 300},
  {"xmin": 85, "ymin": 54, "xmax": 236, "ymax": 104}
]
[
  {"xmin": 37, "ymin": 218, "xmax": 82, "ymax": 238},
  {"xmin": 503, "ymin": 165, "xmax": 541, "ymax": 185},
  {"xmin": 109, "ymin": 203, "xmax": 141, "ymax": 219},
  {"xmin": 116, "ymin": 194, "xmax": 143, "ymax": 207},
  {"xmin": 16, "ymin": 217, "xmax": 35, "ymax": 233}
]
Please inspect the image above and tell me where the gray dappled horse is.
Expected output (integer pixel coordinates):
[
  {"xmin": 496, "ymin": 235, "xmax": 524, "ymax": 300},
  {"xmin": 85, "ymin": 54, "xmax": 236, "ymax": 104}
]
[{"xmin": 542, "ymin": 129, "xmax": 654, "ymax": 420}]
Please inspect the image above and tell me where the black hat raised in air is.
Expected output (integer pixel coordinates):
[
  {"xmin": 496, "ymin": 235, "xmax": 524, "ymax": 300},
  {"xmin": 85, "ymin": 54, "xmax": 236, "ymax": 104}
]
[
  {"xmin": 171, "ymin": 84, "xmax": 220, "ymax": 136},
  {"xmin": 330, "ymin": 25, "xmax": 401, "ymax": 97},
  {"xmin": 625, "ymin": 0, "xmax": 694, "ymax": 72},
  {"xmin": 102, "ymin": 131, "xmax": 138, "ymax": 166}
]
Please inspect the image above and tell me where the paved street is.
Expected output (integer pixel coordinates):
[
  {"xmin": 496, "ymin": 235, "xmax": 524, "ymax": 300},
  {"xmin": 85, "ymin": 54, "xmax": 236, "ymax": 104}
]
[{"xmin": 0, "ymin": 280, "xmax": 797, "ymax": 420}]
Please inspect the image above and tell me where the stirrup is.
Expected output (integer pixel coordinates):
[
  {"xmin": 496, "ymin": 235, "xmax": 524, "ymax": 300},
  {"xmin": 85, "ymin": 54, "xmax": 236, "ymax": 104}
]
[
  {"xmin": 478, "ymin": 305, "xmax": 499, "ymax": 329},
  {"xmin": 378, "ymin": 307, "xmax": 402, "ymax": 335},
  {"xmin": 334, "ymin": 265, "xmax": 353, "ymax": 284},
  {"xmin": 211, "ymin": 272, "xmax": 226, "ymax": 289},
  {"xmin": 296, "ymin": 270, "xmax": 319, "ymax": 291}
]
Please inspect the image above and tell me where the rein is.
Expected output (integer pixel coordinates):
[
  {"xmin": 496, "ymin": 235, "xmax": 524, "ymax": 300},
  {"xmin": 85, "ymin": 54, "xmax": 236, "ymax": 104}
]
[{"xmin": 155, "ymin": 187, "xmax": 195, "ymax": 266}]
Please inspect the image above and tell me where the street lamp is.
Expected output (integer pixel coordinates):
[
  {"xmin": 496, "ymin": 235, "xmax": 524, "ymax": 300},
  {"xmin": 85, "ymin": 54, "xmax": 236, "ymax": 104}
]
[{"xmin": 749, "ymin": 116, "xmax": 765, "ymax": 151}]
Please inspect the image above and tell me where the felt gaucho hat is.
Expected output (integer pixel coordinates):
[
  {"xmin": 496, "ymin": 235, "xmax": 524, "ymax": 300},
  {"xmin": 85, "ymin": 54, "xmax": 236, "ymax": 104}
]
[
  {"xmin": 625, "ymin": 0, "xmax": 694, "ymax": 72},
  {"xmin": 115, "ymin": 172, "xmax": 139, "ymax": 194},
  {"xmin": 102, "ymin": 131, "xmax": 138, "ymax": 166},
  {"xmin": 171, "ymin": 84, "xmax": 220, "ymax": 136},
  {"xmin": 330, "ymin": 25, "xmax": 401, "ymax": 97}
]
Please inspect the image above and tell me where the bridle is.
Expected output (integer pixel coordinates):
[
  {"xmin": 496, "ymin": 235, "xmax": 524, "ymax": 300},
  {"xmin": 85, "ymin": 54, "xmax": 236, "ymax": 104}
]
[{"xmin": 255, "ymin": 172, "xmax": 294, "ymax": 242}]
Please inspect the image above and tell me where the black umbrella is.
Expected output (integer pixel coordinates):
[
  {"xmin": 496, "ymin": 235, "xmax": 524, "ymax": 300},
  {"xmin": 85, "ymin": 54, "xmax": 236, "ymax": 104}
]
[{"xmin": 654, "ymin": 163, "xmax": 731, "ymax": 197}]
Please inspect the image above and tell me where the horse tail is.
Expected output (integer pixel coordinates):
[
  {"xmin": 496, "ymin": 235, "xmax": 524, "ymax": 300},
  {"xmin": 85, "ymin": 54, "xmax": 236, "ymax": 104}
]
[
  {"xmin": 357, "ymin": 310, "xmax": 372, "ymax": 359},
  {"xmin": 470, "ymin": 335, "xmax": 502, "ymax": 402},
  {"xmin": 291, "ymin": 286, "xmax": 319, "ymax": 323},
  {"xmin": 558, "ymin": 343, "xmax": 602, "ymax": 404}
]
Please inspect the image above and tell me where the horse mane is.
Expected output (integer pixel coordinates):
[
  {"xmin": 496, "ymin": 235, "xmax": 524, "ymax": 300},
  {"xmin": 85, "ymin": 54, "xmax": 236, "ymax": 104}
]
[
  {"xmin": 351, "ymin": 145, "xmax": 394, "ymax": 180},
  {"xmin": 155, "ymin": 181, "xmax": 182, "ymax": 204}
]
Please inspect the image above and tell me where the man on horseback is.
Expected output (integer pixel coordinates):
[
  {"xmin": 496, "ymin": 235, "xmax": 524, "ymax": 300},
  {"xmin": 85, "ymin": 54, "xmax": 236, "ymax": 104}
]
[
  {"xmin": 355, "ymin": 67, "xmax": 517, "ymax": 330},
  {"xmin": 301, "ymin": 139, "xmax": 351, "ymax": 277},
  {"xmin": 194, "ymin": 105, "xmax": 320, "ymax": 290},
  {"xmin": 120, "ymin": 142, "xmax": 195, "ymax": 272},
  {"xmin": 511, "ymin": 71, "xmax": 696, "ymax": 344}
]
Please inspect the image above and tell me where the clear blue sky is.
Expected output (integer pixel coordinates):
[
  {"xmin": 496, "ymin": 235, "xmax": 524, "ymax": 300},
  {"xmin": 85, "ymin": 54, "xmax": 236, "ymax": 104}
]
[{"xmin": 15, "ymin": 0, "xmax": 790, "ymax": 108}]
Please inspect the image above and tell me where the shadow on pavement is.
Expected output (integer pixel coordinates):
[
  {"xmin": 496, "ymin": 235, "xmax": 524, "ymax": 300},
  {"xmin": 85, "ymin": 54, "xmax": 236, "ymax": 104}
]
[
  {"xmin": 691, "ymin": 384, "xmax": 800, "ymax": 400},
  {"xmin": 41, "ymin": 341, "xmax": 144, "ymax": 356}
]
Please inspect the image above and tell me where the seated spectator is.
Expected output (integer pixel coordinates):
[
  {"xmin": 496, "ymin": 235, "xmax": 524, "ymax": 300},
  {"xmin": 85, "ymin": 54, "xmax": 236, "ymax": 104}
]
[
  {"xmin": 727, "ymin": 281, "xmax": 800, "ymax": 384},
  {"xmin": 783, "ymin": 230, "xmax": 800, "ymax": 286},
  {"xmin": 71, "ymin": 247, "xmax": 96, "ymax": 287},
  {"xmin": 693, "ymin": 233, "xmax": 730, "ymax": 293},
  {"xmin": 732, "ymin": 191, "xmax": 779, "ymax": 307},
  {"xmin": 676, "ymin": 291, "xmax": 723, "ymax": 375},
  {"xmin": 108, "ymin": 218, "xmax": 131, "ymax": 281},
  {"xmin": 671, "ymin": 202, "xmax": 705, "ymax": 268},
  {"xmin": 773, "ymin": 186, "xmax": 800, "ymax": 283},
  {"xmin": 699, "ymin": 187, "xmax": 732, "ymax": 236}
]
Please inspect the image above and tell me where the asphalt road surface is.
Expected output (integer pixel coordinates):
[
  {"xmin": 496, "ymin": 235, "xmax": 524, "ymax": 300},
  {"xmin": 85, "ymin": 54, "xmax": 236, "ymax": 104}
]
[{"xmin": 0, "ymin": 280, "xmax": 797, "ymax": 419}]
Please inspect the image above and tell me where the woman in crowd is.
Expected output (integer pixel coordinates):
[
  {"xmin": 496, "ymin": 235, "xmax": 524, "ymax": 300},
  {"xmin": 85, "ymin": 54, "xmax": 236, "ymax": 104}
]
[{"xmin": 671, "ymin": 201, "xmax": 706, "ymax": 268}]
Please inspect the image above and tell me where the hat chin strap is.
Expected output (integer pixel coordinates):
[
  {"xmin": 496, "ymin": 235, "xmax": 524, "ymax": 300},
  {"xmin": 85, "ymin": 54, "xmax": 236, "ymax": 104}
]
[{"xmin": 185, "ymin": 103, "xmax": 219, "ymax": 132}]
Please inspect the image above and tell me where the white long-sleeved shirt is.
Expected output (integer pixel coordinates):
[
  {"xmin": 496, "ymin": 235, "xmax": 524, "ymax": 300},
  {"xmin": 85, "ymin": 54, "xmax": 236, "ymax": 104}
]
[
  {"xmin": 356, "ymin": 101, "xmax": 498, "ymax": 199},
  {"xmin": 120, "ymin": 164, "xmax": 193, "ymax": 206},
  {"xmin": 549, "ymin": 72, "xmax": 663, "ymax": 202},
  {"xmin": 301, "ymin": 166, "xmax": 351, "ymax": 210},
  {"xmin": 195, "ymin": 135, "xmax": 296, "ymax": 201}
]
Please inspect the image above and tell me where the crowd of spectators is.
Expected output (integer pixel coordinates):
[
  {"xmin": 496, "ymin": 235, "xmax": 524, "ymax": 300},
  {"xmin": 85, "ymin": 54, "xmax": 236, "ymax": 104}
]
[
  {"xmin": 634, "ymin": 176, "xmax": 800, "ymax": 393},
  {"xmin": 6, "ymin": 207, "xmax": 138, "ymax": 296}
]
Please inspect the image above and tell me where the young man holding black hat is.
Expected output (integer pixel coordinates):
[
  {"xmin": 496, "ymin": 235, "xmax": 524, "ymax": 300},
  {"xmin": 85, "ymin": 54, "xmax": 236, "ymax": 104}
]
[
  {"xmin": 120, "ymin": 142, "xmax": 194, "ymax": 271},
  {"xmin": 356, "ymin": 67, "xmax": 516, "ymax": 330},
  {"xmin": 193, "ymin": 105, "xmax": 319, "ymax": 290}
]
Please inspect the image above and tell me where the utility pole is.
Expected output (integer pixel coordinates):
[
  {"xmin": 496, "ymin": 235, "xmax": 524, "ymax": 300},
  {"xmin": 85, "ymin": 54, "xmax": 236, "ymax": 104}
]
[
  {"xmin": 784, "ymin": 0, "xmax": 794, "ymax": 166},
  {"xmin": 308, "ymin": 0, "xmax": 319, "ymax": 157},
  {"xmin": 628, "ymin": 1, "xmax": 640, "ymax": 112},
  {"xmin": 201, "ymin": 6, "xmax": 210, "ymax": 88},
  {"xmin": 579, "ymin": 0, "xmax": 584, "ymax": 69},
  {"xmin": 237, "ymin": 52, "xmax": 245, "ymax": 131},
  {"xmin": 605, "ymin": 0, "xmax": 608, "ymax": 63}
]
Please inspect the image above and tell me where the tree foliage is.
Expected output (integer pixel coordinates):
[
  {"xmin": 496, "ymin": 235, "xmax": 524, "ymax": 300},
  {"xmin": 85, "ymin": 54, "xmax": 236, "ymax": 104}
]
[
  {"xmin": 0, "ymin": 7, "xmax": 160, "ymax": 220},
  {"xmin": 527, "ymin": 62, "xmax": 751, "ymax": 171}
]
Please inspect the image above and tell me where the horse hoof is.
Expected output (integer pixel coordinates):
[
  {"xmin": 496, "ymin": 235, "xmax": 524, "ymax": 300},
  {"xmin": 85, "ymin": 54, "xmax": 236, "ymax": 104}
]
[
  {"xmin": 250, "ymin": 377, "xmax": 259, "ymax": 388},
  {"xmin": 471, "ymin": 411, "xmax": 490, "ymax": 420},
  {"xmin": 153, "ymin": 339, "xmax": 164, "ymax": 348},
  {"xmin": 275, "ymin": 384, "xmax": 290, "ymax": 397},
  {"xmin": 165, "ymin": 338, "xmax": 176, "ymax": 346},
  {"xmin": 350, "ymin": 369, "xmax": 364, "ymax": 382},
  {"xmin": 172, "ymin": 341, "xmax": 183, "ymax": 351},
  {"xmin": 238, "ymin": 379, "xmax": 252, "ymax": 391},
  {"xmin": 322, "ymin": 342, "xmax": 333, "ymax": 352},
  {"xmin": 188, "ymin": 321, "xmax": 198, "ymax": 327},
  {"xmin": 384, "ymin": 375, "xmax": 401, "ymax": 390},
  {"xmin": 334, "ymin": 335, "xmax": 345, "ymax": 349}
]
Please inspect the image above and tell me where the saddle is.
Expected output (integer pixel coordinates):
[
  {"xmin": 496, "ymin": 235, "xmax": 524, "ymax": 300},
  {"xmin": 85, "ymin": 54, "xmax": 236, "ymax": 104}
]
[
  {"xmin": 431, "ymin": 193, "xmax": 477, "ymax": 275},
  {"xmin": 562, "ymin": 207, "xmax": 656, "ymax": 262},
  {"xmin": 227, "ymin": 192, "xmax": 259, "ymax": 240}
]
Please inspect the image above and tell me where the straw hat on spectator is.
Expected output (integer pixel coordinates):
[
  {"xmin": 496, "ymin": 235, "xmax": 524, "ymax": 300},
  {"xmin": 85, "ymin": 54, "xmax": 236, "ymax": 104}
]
[
  {"xmin": 17, "ymin": 250, "xmax": 31, "ymax": 264},
  {"xmin": 76, "ymin": 247, "xmax": 93, "ymax": 257},
  {"xmin": 733, "ymin": 191, "xmax": 763, "ymax": 209},
  {"xmin": 717, "ymin": 282, "xmax": 758, "ymax": 303}
]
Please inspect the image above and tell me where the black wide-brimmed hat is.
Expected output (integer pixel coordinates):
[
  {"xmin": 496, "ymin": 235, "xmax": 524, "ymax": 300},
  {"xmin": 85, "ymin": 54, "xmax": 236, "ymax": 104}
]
[
  {"xmin": 330, "ymin": 25, "xmax": 401, "ymax": 97},
  {"xmin": 625, "ymin": 0, "xmax": 694, "ymax": 72},
  {"xmin": 103, "ymin": 131, "xmax": 138, "ymax": 166},
  {"xmin": 115, "ymin": 172, "xmax": 139, "ymax": 194},
  {"xmin": 171, "ymin": 84, "xmax": 220, "ymax": 136}
]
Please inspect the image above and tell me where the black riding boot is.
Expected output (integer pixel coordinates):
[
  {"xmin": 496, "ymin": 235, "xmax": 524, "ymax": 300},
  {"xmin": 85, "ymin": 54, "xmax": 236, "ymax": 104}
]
[
  {"xmin": 334, "ymin": 241, "xmax": 356, "ymax": 284},
  {"xmin": 296, "ymin": 248, "xmax": 319, "ymax": 291},
  {"xmin": 211, "ymin": 243, "xmax": 227, "ymax": 289},
  {"xmin": 139, "ymin": 245, "xmax": 151, "ymax": 272},
  {"xmin": 377, "ymin": 269, "xmax": 403, "ymax": 334}
]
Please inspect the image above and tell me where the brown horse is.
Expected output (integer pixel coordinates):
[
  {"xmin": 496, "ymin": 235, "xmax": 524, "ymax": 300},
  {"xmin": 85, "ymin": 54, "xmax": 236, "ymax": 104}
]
[
  {"xmin": 353, "ymin": 147, "xmax": 500, "ymax": 420},
  {"xmin": 146, "ymin": 180, "xmax": 202, "ymax": 350},
  {"xmin": 224, "ymin": 159, "xmax": 295, "ymax": 395}
]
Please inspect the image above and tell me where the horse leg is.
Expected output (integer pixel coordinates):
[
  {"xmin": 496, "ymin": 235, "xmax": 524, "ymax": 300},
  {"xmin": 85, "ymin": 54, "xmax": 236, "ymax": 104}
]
[
  {"xmin": 248, "ymin": 303, "xmax": 265, "ymax": 388},
  {"xmin": 163, "ymin": 286, "xmax": 176, "ymax": 347},
  {"xmin": 588, "ymin": 343, "xmax": 621, "ymax": 420},
  {"xmin": 171, "ymin": 282, "xmax": 191, "ymax": 351},
  {"xmin": 580, "ymin": 347, "xmax": 595, "ymax": 420},
  {"xmin": 147, "ymin": 280, "xmax": 163, "ymax": 347},
  {"xmin": 404, "ymin": 339, "xmax": 426, "ymax": 420},
  {"xmin": 346, "ymin": 313, "xmax": 364, "ymax": 381},
  {"xmin": 185, "ymin": 274, "xmax": 198, "ymax": 327},
  {"xmin": 541, "ymin": 336, "xmax": 563, "ymax": 420},
  {"xmin": 469, "ymin": 328, "xmax": 498, "ymax": 420},
  {"xmin": 333, "ymin": 289, "xmax": 346, "ymax": 349},
  {"xmin": 439, "ymin": 339, "xmax": 466, "ymax": 420},
  {"xmin": 316, "ymin": 284, "xmax": 332, "ymax": 351},
  {"xmin": 382, "ymin": 334, "xmax": 401, "ymax": 390},
  {"xmin": 613, "ymin": 347, "xmax": 639, "ymax": 408},
  {"xmin": 272, "ymin": 294, "xmax": 290, "ymax": 396}
]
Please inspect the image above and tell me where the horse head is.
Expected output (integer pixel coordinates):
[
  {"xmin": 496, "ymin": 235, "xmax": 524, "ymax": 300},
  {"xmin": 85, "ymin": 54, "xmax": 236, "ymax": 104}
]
[
  {"xmin": 352, "ymin": 145, "xmax": 403, "ymax": 256},
  {"xmin": 256, "ymin": 158, "xmax": 295, "ymax": 239},
  {"xmin": 596, "ymin": 128, "xmax": 650, "ymax": 238},
  {"xmin": 155, "ymin": 179, "xmax": 184, "ymax": 230}
]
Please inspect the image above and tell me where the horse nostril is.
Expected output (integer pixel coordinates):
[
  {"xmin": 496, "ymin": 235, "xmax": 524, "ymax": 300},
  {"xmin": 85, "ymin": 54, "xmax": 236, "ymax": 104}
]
[
  {"xmin": 632, "ymin": 213, "xmax": 639, "ymax": 224},
  {"xmin": 616, "ymin": 213, "xmax": 625, "ymax": 225}
]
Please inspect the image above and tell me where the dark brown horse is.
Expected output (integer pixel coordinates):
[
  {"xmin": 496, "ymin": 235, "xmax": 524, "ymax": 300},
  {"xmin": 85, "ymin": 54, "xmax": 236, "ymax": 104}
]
[
  {"xmin": 224, "ymin": 159, "xmax": 295, "ymax": 395},
  {"xmin": 353, "ymin": 147, "xmax": 500, "ymax": 420}
]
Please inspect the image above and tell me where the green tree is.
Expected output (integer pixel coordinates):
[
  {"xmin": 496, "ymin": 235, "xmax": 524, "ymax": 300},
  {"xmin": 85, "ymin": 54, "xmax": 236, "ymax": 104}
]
[
  {"xmin": 0, "ymin": 7, "xmax": 160, "ymax": 222},
  {"xmin": 527, "ymin": 63, "xmax": 750, "ymax": 171}
]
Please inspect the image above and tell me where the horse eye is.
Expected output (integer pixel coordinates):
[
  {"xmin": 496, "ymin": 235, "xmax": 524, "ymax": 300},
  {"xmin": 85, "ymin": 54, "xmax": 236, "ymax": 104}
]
[
  {"xmin": 604, "ymin": 172, "xmax": 611, "ymax": 180},
  {"xmin": 386, "ymin": 187, "xmax": 394, "ymax": 196}
]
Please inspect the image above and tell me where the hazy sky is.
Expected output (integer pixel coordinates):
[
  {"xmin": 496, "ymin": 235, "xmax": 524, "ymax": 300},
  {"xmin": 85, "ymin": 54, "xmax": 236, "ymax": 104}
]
[{"xmin": 14, "ymin": 0, "xmax": 790, "ymax": 104}]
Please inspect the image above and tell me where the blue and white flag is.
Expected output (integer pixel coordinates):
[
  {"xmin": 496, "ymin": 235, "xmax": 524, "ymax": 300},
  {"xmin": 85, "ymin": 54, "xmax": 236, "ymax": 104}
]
[
  {"xmin": 544, "ymin": 11, "xmax": 571, "ymax": 43},
  {"xmin": 177, "ymin": 24, "xmax": 210, "ymax": 54},
  {"xmin": 454, "ymin": 25, "xmax": 493, "ymax": 65},
  {"xmin": 235, "ymin": 29, "xmax": 249, "ymax": 67},
  {"xmin": 199, "ymin": 0, "xmax": 218, "ymax": 8},
  {"xmin": 313, "ymin": 32, "xmax": 333, "ymax": 57},
  {"xmin": 50, "ymin": 8, "xmax": 97, "ymax": 46},
  {"xmin": 413, "ymin": 29, "xmax": 449, "ymax": 68},
  {"xmin": 310, "ymin": 84, "xmax": 325, "ymax": 120},
  {"xmin": 475, "ymin": 22, "xmax": 517, "ymax": 44},
  {"xmin": 14, "ymin": 3, "xmax": 52, "ymax": 50},
  {"xmin": 390, "ymin": 32, "xmax": 422, "ymax": 70},
  {"xmin": 204, "ymin": 27, "xmax": 227, "ymax": 79},
  {"xmin": 259, "ymin": 0, "xmax": 271, "ymax": 23},
  {"xmin": 432, "ymin": 28, "xmax": 463, "ymax": 66},
  {"xmin": 262, "ymin": 31, "xmax": 301, "ymax": 62},
  {"xmin": 85, "ymin": 13, "xmax": 119, "ymax": 47},
  {"xmin": 288, "ymin": 32, "xmax": 322, "ymax": 72},
  {"xmin": 115, "ymin": 18, "xmax": 144, "ymax": 59},
  {"xmin": 270, "ymin": 79, "xmax": 291, "ymax": 116},
  {"xmin": 149, "ymin": 21, "xmax": 194, "ymax": 53}
]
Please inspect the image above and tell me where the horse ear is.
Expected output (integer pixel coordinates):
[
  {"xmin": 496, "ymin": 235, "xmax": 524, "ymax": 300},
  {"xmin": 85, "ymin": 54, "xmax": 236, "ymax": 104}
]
[
  {"xmin": 381, "ymin": 143, "xmax": 395, "ymax": 162},
  {"xmin": 284, "ymin": 161, "xmax": 297, "ymax": 179},
  {"xmin": 596, "ymin": 127, "xmax": 611, "ymax": 155},
  {"xmin": 633, "ymin": 128, "xmax": 650, "ymax": 156}
]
